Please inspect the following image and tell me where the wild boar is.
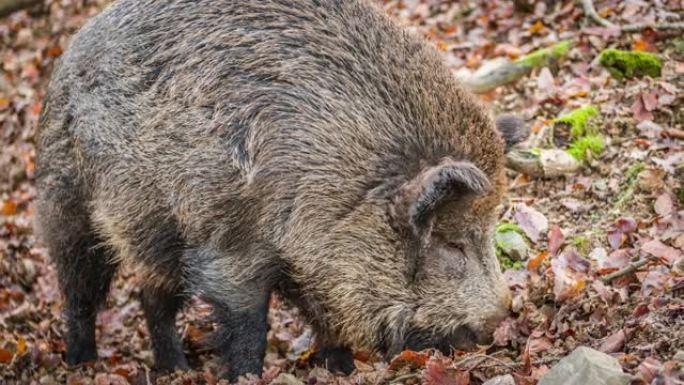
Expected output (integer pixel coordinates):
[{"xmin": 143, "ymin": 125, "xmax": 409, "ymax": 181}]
[{"xmin": 36, "ymin": 0, "xmax": 526, "ymax": 380}]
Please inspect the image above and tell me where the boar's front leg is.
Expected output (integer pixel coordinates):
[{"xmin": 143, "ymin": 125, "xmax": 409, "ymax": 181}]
[
  {"xmin": 311, "ymin": 345, "xmax": 355, "ymax": 375},
  {"xmin": 210, "ymin": 293, "xmax": 270, "ymax": 381},
  {"xmin": 140, "ymin": 284, "xmax": 189, "ymax": 372}
]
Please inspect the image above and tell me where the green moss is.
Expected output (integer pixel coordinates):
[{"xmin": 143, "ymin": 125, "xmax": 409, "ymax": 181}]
[
  {"xmin": 598, "ymin": 48, "xmax": 662, "ymax": 79},
  {"xmin": 499, "ymin": 256, "xmax": 525, "ymax": 271},
  {"xmin": 624, "ymin": 162, "xmax": 645, "ymax": 184},
  {"xmin": 496, "ymin": 222, "xmax": 524, "ymax": 234},
  {"xmin": 515, "ymin": 40, "xmax": 572, "ymax": 67},
  {"xmin": 569, "ymin": 236, "xmax": 591, "ymax": 255},
  {"xmin": 676, "ymin": 188, "xmax": 684, "ymax": 204},
  {"xmin": 567, "ymin": 135, "xmax": 605, "ymax": 161},
  {"xmin": 554, "ymin": 105, "xmax": 600, "ymax": 138},
  {"xmin": 495, "ymin": 222, "xmax": 529, "ymax": 267}
]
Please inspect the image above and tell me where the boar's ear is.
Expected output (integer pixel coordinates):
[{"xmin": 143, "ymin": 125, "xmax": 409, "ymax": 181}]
[
  {"xmin": 496, "ymin": 114, "xmax": 529, "ymax": 152},
  {"xmin": 390, "ymin": 159, "xmax": 490, "ymax": 238}
]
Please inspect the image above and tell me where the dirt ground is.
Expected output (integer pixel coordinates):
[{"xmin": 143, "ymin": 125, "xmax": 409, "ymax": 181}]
[{"xmin": 1, "ymin": 1, "xmax": 683, "ymax": 384}]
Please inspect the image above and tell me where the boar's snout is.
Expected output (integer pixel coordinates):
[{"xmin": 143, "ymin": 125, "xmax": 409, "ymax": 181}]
[
  {"xmin": 400, "ymin": 286, "xmax": 512, "ymax": 354},
  {"xmin": 471, "ymin": 290, "xmax": 512, "ymax": 346}
]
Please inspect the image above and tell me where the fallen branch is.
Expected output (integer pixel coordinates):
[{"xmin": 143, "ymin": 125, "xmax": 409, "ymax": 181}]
[
  {"xmin": 662, "ymin": 128, "xmax": 684, "ymax": 140},
  {"xmin": 463, "ymin": 41, "xmax": 571, "ymax": 93},
  {"xmin": 389, "ymin": 373, "xmax": 420, "ymax": 384},
  {"xmin": 506, "ymin": 148, "xmax": 581, "ymax": 178},
  {"xmin": 0, "ymin": 0, "xmax": 42, "ymax": 17},
  {"xmin": 580, "ymin": 0, "xmax": 684, "ymax": 31},
  {"xmin": 601, "ymin": 258, "xmax": 651, "ymax": 284},
  {"xmin": 454, "ymin": 353, "xmax": 518, "ymax": 371}
]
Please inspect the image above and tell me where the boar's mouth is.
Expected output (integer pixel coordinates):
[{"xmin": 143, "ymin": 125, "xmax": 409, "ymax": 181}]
[
  {"xmin": 381, "ymin": 307, "xmax": 482, "ymax": 358},
  {"xmin": 402, "ymin": 325, "xmax": 480, "ymax": 355}
]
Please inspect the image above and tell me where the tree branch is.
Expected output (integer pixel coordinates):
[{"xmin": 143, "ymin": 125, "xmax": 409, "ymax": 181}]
[
  {"xmin": 601, "ymin": 259, "xmax": 651, "ymax": 284},
  {"xmin": 580, "ymin": 0, "xmax": 684, "ymax": 31}
]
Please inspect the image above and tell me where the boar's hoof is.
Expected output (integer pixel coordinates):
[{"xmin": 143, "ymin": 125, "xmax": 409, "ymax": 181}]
[
  {"xmin": 311, "ymin": 346, "xmax": 355, "ymax": 375},
  {"xmin": 65, "ymin": 346, "xmax": 97, "ymax": 367}
]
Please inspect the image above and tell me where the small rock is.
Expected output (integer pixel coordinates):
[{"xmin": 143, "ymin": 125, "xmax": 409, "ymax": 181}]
[
  {"xmin": 483, "ymin": 374, "xmax": 515, "ymax": 385},
  {"xmin": 495, "ymin": 230, "xmax": 529, "ymax": 261},
  {"xmin": 538, "ymin": 346, "xmax": 631, "ymax": 385},
  {"xmin": 271, "ymin": 373, "xmax": 305, "ymax": 385},
  {"xmin": 673, "ymin": 350, "xmax": 684, "ymax": 362}
]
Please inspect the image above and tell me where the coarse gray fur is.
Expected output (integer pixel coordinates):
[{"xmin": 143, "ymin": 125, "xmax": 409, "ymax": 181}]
[{"xmin": 36, "ymin": 0, "xmax": 525, "ymax": 380}]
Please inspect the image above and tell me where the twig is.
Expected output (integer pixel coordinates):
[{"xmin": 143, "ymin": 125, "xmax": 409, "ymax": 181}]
[
  {"xmin": 622, "ymin": 22, "xmax": 684, "ymax": 32},
  {"xmin": 580, "ymin": 0, "xmax": 615, "ymax": 28},
  {"xmin": 580, "ymin": 0, "xmax": 684, "ymax": 31},
  {"xmin": 601, "ymin": 258, "xmax": 651, "ymax": 284},
  {"xmin": 454, "ymin": 353, "xmax": 518, "ymax": 371},
  {"xmin": 389, "ymin": 372, "xmax": 420, "ymax": 384}
]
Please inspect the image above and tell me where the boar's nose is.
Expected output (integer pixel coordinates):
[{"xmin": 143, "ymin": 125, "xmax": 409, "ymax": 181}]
[{"xmin": 478, "ymin": 289, "xmax": 512, "ymax": 343}]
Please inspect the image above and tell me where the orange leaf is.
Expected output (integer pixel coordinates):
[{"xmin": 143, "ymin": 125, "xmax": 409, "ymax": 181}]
[
  {"xmin": 527, "ymin": 251, "xmax": 549, "ymax": 270},
  {"xmin": 31, "ymin": 102, "xmax": 42, "ymax": 116},
  {"xmin": 389, "ymin": 350, "xmax": 430, "ymax": 370},
  {"xmin": 46, "ymin": 45, "xmax": 63, "ymax": 58},
  {"xmin": 0, "ymin": 97, "xmax": 9, "ymax": 110},
  {"xmin": 1, "ymin": 201, "xmax": 17, "ymax": 216},
  {"xmin": 17, "ymin": 337, "xmax": 26, "ymax": 355},
  {"xmin": 113, "ymin": 367, "xmax": 130, "ymax": 379},
  {"xmin": 528, "ymin": 20, "xmax": 544, "ymax": 34},
  {"xmin": 633, "ymin": 39, "xmax": 649, "ymax": 52},
  {"xmin": 0, "ymin": 348, "xmax": 13, "ymax": 363}
]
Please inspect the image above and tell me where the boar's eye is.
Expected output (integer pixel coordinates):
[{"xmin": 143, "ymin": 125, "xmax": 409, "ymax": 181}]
[{"xmin": 445, "ymin": 241, "xmax": 465, "ymax": 254}]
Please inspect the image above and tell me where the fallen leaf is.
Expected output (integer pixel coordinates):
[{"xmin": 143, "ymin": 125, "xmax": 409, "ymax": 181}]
[
  {"xmin": 529, "ymin": 21, "xmax": 544, "ymax": 34},
  {"xmin": 548, "ymin": 226, "xmax": 564, "ymax": 256},
  {"xmin": 1, "ymin": 200, "xmax": 17, "ymax": 216},
  {"xmin": 0, "ymin": 348, "xmax": 13, "ymax": 363},
  {"xmin": 423, "ymin": 359, "xmax": 469, "ymax": 385},
  {"xmin": 641, "ymin": 239, "xmax": 682, "ymax": 264},
  {"xmin": 637, "ymin": 357, "xmax": 664, "ymax": 384},
  {"xmin": 598, "ymin": 329, "xmax": 625, "ymax": 353},
  {"xmin": 514, "ymin": 204, "xmax": 548, "ymax": 243},
  {"xmin": 389, "ymin": 350, "xmax": 429, "ymax": 370},
  {"xmin": 631, "ymin": 97, "xmax": 653, "ymax": 122},
  {"xmin": 654, "ymin": 193, "xmax": 674, "ymax": 216},
  {"xmin": 528, "ymin": 251, "xmax": 549, "ymax": 270}
]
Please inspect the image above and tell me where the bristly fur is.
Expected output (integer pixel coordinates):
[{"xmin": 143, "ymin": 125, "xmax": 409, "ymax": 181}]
[{"xmin": 36, "ymin": 0, "xmax": 521, "ymax": 381}]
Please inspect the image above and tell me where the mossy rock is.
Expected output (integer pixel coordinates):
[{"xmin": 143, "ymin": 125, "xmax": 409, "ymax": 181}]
[
  {"xmin": 495, "ymin": 222, "xmax": 529, "ymax": 267},
  {"xmin": 554, "ymin": 105, "xmax": 600, "ymax": 139},
  {"xmin": 598, "ymin": 49, "xmax": 662, "ymax": 79},
  {"xmin": 567, "ymin": 134, "xmax": 605, "ymax": 161}
]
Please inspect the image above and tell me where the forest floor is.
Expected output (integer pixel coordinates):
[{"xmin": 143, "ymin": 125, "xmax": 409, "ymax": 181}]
[{"xmin": 1, "ymin": 1, "xmax": 683, "ymax": 384}]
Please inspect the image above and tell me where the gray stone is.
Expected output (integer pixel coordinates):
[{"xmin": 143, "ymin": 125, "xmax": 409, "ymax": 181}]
[
  {"xmin": 538, "ymin": 347, "xmax": 631, "ymax": 385},
  {"xmin": 483, "ymin": 374, "xmax": 515, "ymax": 385}
]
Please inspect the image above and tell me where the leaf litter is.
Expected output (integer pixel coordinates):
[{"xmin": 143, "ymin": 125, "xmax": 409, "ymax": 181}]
[{"xmin": 1, "ymin": 0, "xmax": 683, "ymax": 384}]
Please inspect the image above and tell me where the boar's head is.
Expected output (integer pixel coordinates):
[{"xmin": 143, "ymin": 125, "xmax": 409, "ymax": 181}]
[{"xmin": 290, "ymin": 117, "xmax": 527, "ymax": 358}]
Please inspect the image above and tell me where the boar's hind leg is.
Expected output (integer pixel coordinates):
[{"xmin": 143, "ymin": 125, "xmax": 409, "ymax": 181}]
[
  {"xmin": 140, "ymin": 284, "xmax": 189, "ymax": 372},
  {"xmin": 37, "ymin": 194, "xmax": 116, "ymax": 366}
]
